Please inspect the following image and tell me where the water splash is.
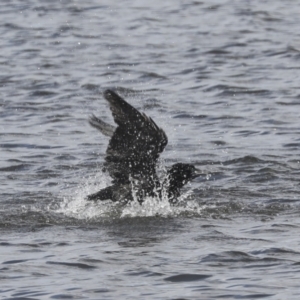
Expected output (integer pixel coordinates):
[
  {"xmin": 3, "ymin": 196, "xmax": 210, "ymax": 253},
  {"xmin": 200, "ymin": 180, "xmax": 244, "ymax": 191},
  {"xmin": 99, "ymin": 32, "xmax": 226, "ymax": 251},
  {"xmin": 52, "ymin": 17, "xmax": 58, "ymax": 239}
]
[
  {"xmin": 120, "ymin": 195, "xmax": 205, "ymax": 218},
  {"xmin": 56, "ymin": 170, "xmax": 116, "ymax": 220},
  {"xmin": 56, "ymin": 167, "xmax": 206, "ymax": 220}
]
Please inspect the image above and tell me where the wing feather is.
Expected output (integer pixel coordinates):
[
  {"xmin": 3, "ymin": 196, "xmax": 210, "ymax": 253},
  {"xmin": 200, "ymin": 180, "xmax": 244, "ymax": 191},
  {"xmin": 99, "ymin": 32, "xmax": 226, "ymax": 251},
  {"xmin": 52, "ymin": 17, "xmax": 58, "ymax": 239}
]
[
  {"xmin": 102, "ymin": 89, "xmax": 168, "ymax": 182},
  {"xmin": 89, "ymin": 114, "xmax": 115, "ymax": 137}
]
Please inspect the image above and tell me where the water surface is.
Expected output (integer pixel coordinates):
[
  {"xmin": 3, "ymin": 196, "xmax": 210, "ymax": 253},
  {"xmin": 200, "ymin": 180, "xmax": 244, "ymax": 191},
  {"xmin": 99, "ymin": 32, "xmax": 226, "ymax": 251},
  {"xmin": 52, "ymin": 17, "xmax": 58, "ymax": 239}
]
[{"xmin": 1, "ymin": 0, "xmax": 300, "ymax": 299}]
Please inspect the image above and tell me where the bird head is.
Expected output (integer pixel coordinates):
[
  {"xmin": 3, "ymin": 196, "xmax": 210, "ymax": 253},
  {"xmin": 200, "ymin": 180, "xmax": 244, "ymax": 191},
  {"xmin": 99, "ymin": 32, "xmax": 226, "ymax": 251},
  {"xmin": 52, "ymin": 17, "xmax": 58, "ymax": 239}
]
[{"xmin": 167, "ymin": 163, "xmax": 201, "ymax": 189}]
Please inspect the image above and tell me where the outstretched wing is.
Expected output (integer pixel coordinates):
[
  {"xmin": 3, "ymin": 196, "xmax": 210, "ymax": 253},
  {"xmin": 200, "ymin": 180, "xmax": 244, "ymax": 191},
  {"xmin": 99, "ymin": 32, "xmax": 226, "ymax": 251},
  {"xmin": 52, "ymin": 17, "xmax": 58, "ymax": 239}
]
[{"xmin": 102, "ymin": 89, "xmax": 168, "ymax": 183}]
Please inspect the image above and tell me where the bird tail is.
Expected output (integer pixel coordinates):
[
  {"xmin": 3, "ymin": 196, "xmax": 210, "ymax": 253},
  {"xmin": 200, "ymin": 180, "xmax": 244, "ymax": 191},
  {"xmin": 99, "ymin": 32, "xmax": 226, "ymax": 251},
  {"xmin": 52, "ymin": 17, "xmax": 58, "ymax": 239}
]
[{"xmin": 86, "ymin": 185, "xmax": 115, "ymax": 201}]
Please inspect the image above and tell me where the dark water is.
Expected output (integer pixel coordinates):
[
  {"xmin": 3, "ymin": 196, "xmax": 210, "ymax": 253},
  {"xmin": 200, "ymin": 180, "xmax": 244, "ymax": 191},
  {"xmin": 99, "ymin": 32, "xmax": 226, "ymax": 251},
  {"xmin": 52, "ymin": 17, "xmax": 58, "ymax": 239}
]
[{"xmin": 1, "ymin": 0, "xmax": 300, "ymax": 299}]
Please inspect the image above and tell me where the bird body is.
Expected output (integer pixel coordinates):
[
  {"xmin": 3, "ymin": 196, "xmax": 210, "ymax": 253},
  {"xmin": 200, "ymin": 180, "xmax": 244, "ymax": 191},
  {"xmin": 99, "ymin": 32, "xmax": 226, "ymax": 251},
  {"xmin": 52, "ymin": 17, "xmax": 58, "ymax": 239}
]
[{"xmin": 87, "ymin": 90, "xmax": 199, "ymax": 204}]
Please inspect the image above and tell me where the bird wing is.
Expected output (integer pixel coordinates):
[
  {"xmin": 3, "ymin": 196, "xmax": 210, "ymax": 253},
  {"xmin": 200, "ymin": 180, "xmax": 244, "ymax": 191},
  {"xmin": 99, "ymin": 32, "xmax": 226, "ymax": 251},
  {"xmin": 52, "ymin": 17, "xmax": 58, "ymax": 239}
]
[
  {"xmin": 102, "ymin": 89, "xmax": 168, "ymax": 183},
  {"xmin": 89, "ymin": 114, "xmax": 115, "ymax": 137}
]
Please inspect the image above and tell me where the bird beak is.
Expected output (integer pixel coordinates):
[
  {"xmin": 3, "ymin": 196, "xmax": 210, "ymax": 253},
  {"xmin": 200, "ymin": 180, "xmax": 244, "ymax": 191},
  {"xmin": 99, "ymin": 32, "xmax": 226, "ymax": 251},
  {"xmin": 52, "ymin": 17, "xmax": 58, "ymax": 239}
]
[{"xmin": 192, "ymin": 168, "xmax": 201, "ymax": 179}]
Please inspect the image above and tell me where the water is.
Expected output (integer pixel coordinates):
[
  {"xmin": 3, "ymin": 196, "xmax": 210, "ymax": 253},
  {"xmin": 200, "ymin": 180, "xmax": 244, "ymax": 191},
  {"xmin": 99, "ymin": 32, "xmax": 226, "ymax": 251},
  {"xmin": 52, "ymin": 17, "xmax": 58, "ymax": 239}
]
[{"xmin": 1, "ymin": 0, "xmax": 300, "ymax": 298}]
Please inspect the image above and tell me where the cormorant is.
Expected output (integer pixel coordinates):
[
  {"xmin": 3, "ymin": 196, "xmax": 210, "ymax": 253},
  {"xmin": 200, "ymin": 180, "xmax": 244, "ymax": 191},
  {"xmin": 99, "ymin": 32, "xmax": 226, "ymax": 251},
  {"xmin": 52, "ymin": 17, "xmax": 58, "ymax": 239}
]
[{"xmin": 87, "ymin": 89, "xmax": 200, "ymax": 204}]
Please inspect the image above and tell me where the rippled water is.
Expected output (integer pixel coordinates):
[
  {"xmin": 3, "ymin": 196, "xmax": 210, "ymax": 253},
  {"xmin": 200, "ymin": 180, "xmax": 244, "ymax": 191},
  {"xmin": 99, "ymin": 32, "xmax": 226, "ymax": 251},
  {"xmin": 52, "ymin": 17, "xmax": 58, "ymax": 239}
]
[{"xmin": 1, "ymin": 0, "xmax": 300, "ymax": 299}]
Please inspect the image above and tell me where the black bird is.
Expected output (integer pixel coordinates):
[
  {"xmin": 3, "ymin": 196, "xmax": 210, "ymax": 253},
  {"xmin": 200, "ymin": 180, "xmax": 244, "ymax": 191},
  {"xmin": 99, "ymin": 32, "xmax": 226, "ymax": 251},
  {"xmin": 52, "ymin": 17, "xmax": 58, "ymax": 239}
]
[{"xmin": 87, "ymin": 89, "xmax": 200, "ymax": 204}]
